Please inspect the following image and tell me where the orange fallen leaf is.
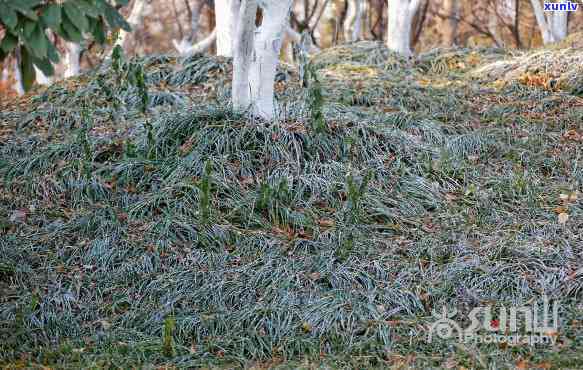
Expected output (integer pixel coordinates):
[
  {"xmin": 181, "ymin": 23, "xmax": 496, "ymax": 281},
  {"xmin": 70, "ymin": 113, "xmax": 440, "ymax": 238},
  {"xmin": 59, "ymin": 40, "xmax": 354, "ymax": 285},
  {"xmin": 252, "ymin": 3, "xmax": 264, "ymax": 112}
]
[{"xmin": 516, "ymin": 359, "xmax": 529, "ymax": 370}]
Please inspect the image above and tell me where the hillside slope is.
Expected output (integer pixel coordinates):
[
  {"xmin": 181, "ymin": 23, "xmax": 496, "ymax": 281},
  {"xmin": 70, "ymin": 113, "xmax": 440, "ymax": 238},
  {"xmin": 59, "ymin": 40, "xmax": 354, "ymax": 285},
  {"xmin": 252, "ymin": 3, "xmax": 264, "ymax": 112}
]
[{"xmin": 1, "ymin": 43, "xmax": 582, "ymax": 368}]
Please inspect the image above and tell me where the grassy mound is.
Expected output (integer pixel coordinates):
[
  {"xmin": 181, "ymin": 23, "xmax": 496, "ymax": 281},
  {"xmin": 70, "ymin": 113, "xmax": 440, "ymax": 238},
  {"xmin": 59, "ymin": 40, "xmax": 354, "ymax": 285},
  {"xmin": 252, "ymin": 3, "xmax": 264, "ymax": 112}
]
[
  {"xmin": 471, "ymin": 38, "xmax": 583, "ymax": 96},
  {"xmin": 1, "ymin": 44, "xmax": 582, "ymax": 368}
]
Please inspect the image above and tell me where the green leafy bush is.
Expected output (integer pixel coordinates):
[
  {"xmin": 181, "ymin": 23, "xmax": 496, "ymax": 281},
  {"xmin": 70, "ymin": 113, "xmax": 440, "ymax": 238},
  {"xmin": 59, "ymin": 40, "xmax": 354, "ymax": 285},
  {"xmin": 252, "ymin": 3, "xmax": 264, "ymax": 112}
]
[{"xmin": 0, "ymin": 0, "xmax": 130, "ymax": 90}]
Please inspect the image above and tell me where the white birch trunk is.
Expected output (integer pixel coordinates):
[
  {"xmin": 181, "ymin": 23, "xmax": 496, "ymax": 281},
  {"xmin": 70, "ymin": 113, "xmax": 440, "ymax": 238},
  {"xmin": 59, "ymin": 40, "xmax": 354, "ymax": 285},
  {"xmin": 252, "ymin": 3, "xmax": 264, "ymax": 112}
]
[
  {"xmin": 13, "ymin": 54, "xmax": 24, "ymax": 96},
  {"xmin": 530, "ymin": 0, "xmax": 569, "ymax": 44},
  {"xmin": 172, "ymin": 0, "xmax": 210, "ymax": 55},
  {"xmin": 387, "ymin": 0, "xmax": 422, "ymax": 55},
  {"xmin": 114, "ymin": 0, "xmax": 149, "ymax": 50},
  {"xmin": 232, "ymin": 0, "xmax": 293, "ymax": 120},
  {"xmin": 64, "ymin": 42, "xmax": 81, "ymax": 78},
  {"xmin": 345, "ymin": 0, "xmax": 365, "ymax": 42},
  {"xmin": 232, "ymin": 0, "xmax": 257, "ymax": 111},
  {"xmin": 215, "ymin": 0, "xmax": 240, "ymax": 57},
  {"xmin": 549, "ymin": 10, "xmax": 568, "ymax": 41},
  {"xmin": 248, "ymin": 1, "xmax": 293, "ymax": 120}
]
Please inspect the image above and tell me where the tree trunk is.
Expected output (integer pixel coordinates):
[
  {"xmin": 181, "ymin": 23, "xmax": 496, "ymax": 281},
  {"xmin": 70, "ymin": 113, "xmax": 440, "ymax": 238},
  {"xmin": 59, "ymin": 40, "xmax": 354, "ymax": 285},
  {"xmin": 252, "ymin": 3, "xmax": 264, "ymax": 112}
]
[
  {"xmin": 232, "ymin": 0, "xmax": 293, "ymax": 120},
  {"xmin": 188, "ymin": 0, "xmax": 205, "ymax": 42},
  {"xmin": 13, "ymin": 53, "xmax": 24, "ymax": 96},
  {"xmin": 215, "ymin": 0, "xmax": 240, "ymax": 56},
  {"xmin": 386, "ymin": 0, "xmax": 422, "ymax": 55},
  {"xmin": 318, "ymin": 0, "xmax": 340, "ymax": 48},
  {"xmin": 345, "ymin": 0, "xmax": 365, "ymax": 42},
  {"xmin": 64, "ymin": 42, "xmax": 81, "ymax": 78},
  {"xmin": 488, "ymin": 5, "xmax": 505, "ymax": 48},
  {"xmin": 530, "ymin": 0, "xmax": 569, "ymax": 44},
  {"xmin": 114, "ymin": 0, "xmax": 149, "ymax": 51},
  {"xmin": 232, "ymin": 0, "xmax": 257, "ymax": 111},
  {"xmin": 173, "ymin": 29, "xmax": 218, "ymax": 56},
  {"xmin": 442, "ymin": 0, "xmax": 459, "ymax": 46},
  {"xmin": 500, "ymin": 0, "xmax": 517, "ymax": 24},
  {"xmin": 549, "ymin": 9, "xmax": 568, "ymax": 41}
]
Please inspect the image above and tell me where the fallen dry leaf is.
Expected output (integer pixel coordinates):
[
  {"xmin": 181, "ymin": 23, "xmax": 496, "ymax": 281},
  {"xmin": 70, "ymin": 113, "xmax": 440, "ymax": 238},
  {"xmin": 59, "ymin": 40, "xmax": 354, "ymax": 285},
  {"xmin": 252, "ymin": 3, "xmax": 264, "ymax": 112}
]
[
  {"xmin": 516, "ymin": 359, "xmax": 529, "ymax": 370},
  {"xmin": 558, "ymin": 212, "xmax": 569, "ymax": 225}
]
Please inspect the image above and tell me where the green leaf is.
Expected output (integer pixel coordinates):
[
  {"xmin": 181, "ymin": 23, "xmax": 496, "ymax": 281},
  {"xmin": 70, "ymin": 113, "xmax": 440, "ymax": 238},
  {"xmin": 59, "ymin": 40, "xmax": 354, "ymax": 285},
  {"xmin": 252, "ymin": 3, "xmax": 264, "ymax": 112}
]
[
  {"xmin": 0, "ymin": 32, "xmax": 18, "ymax": 54},
  {"xmin": 62, "ymin": 16, "xmax": 83, "ymax": 43},
  {"xmin": 77, "ymin": 0, "xmax": 102, "ymax": 18},
  {"xmin": 52, "ymin": 23, "xmax": 67, "ymax": 40},
  {"xmin": 89, "ymin": 17, "xmax": 106, "ymax": 44},
  {"xmin": 64, "ymin": 2, "xmax": 90, "ymax": 32},
  {"xmin": 12, "ymin": 0, "xmax": 43, "ymax": 8},
  {"xmin": 19, "ymin": 47, "xmax": 36, "ymax": 92},
  {"xmin": 32, "ymin": 56, "xmax": 54, "ymax": 77},
  {"xmin": 0, "ymin": 7, "xmax": 18, "ymax": 29},
  {"xmin": 27, "ymin": 24, "xmax": 48, "ymax": 59},
  {"xmin": 23, "ymin": 19, "xmax": 36, "ymax": 38},
  {"xmin": 47, "ymin": 40, "xmax": 60, "ymax": 64},
  {"xmin": 103, "ymin": 3, "xmax": 131, "ymax": 32},
  {"xmin": 40, "ymin": 4, "xmax": 62, "ymax": 29},
  {"xmin": 12, "ymin": 3, "xmax": 38, "ymax": 21}
]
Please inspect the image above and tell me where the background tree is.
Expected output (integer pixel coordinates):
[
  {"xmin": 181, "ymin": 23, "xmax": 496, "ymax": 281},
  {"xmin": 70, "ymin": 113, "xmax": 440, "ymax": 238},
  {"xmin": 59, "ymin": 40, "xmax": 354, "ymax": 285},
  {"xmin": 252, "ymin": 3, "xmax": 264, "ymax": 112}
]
[
  {"xmin": 386, "ymin": 0, "xmax": 423, "ymax": 55},
  {"xmin": 172, "ymin": 0, "xmax": 217, "ymax": 56},
  {"xmin": 344, "ymin": 0, "xmax": 366, "ymax": 42},
  {"xmin": 215, "ymin": 0, "xmax": 240, "ymax": 56},
  {"xmin": 113, "ymin": 0, "xmax": 150, "ymax": 51},
  {"xmin": 441, "ymin": 0, "xmax": 459, "ymax": 46},
  {"xmin": 530, "ymin": 0, "xmax": 569, "ymax": 44}
]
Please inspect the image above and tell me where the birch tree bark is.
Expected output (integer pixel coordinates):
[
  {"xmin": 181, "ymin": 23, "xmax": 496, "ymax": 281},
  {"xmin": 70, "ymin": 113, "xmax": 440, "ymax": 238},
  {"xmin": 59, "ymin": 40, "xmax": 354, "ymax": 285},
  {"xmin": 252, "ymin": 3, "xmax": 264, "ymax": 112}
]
[
  {"xmin": 386, "ymin": 0, "xmax": 423, "ymax": 55},
  {"xmin": 232, "ymin": 0, "xmax": 257, "ymax": 111},
  {"xmin": 64, "ymin": 42, "xmax": 81, "ymax": 78},
  {"xmin": 345, "ymin": 0, "xmax": 365, "ymax": 42},
  {"xmin": 530, "ymin": 0, "xmax": 569, "ymax": 44},
  {"xmin": 549, "ymin": 8, "xmax": 568, "ymax": 41},
  {"xmin": 172, "ymin": 0, "xmax": 218, "ymax": 56},
  {"xmin": 215, "ymin": 0, "xmax": 241, "ymax": 56},
  {"xmin": 232, "ymin": 0, "xmax": 294, "ymax": 120},
  {"xmin": 13, "ymin": 53, "xmax": 25, "ymax": 96}
]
